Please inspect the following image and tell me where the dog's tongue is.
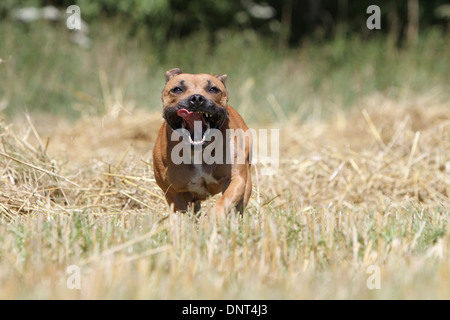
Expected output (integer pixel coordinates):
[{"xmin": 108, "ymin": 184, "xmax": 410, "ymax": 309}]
[{"xmin": 177, "ymin": 109, "xmax": 206, "ymax": 138}]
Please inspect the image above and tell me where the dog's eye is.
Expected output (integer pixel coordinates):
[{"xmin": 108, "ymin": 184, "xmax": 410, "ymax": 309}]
[
  {"xmin": 209, "ymin": 87, "xmax": 220, "ymax": 94},
  {"xmin": 171, "ymin": 87, "xmax": 183, "ymax": 93}
]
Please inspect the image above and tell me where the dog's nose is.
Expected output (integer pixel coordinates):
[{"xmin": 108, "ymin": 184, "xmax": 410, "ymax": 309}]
[{"xmin": 189, "ymin": 94, "xmax": 205, "ymax": 107}]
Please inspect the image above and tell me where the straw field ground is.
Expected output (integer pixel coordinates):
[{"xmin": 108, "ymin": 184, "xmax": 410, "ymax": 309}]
[{"xmin": 0, "ymin": 91, "xmax": 448, "ymax": 299}]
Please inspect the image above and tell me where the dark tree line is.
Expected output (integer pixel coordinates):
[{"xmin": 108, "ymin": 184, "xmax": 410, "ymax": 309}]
[{"xmin": 2, "ymin": 0, "xmax": 449, "ymax": 45}]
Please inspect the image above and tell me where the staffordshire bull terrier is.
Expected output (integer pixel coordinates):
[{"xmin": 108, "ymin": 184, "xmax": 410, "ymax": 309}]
[{"xmin": 153, "ymin": 68, "xmax": 252, "ymax": 217}]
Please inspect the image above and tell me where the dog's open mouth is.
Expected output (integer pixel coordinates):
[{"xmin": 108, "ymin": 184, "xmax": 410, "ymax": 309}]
[{"xmin": 165, "ymin": 107, "xmax": 226, "ymax": 146}]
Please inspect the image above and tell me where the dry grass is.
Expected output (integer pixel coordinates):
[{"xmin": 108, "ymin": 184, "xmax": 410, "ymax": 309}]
[{"xmin": 0, "ymin": 93, "xmax": 449, "ymax": 299}]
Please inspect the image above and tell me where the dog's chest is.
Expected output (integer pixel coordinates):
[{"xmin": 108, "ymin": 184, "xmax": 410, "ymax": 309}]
[{"xmin": 187, "ymin": 165, "xmax": 221, "ymax": 197}]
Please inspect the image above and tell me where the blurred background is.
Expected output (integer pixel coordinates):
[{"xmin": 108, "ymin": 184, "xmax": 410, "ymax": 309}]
[{"xmin": 0, "ymin": 0, "xmax": 449, "ymax": 123}]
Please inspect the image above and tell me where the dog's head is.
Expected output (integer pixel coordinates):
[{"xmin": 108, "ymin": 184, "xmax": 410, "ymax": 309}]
[{"xmin": 161, "ymin": 68, "xmax": 229, "ymax": 146}]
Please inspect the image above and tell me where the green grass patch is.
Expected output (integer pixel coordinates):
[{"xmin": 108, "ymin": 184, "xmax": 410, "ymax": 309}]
[{"xmin": 1, "ymin": 19, "xmax": 449, "ymax": 122}]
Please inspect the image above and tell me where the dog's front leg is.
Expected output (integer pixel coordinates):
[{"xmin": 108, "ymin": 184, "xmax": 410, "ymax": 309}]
[{"xmin": 214, "ymin": 167, "xmax": 248, "ymax": 217}]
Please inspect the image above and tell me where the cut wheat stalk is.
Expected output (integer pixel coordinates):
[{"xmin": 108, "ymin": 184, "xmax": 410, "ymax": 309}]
[{"xmin": 0, "ymin": 151, "xmax": 81, "ymax": 188}]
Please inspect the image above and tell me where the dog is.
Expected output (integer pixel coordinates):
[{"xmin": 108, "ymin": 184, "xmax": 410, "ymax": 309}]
[{"xmin": 153, "ymin": 68, "xmax": 252, "ymax": 217}]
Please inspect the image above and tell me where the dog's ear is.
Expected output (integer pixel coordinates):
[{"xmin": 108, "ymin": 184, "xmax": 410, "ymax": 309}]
[
  {"xmin": 215, "ymin": 74, "xmax": 228, "ymax": 85},
  {"xmin": 166, "ymin": 68, "xmax": 183, "ymax": 82}
]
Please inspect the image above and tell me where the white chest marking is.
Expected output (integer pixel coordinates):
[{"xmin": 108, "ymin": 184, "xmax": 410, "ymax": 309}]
[{"xmin": 188, "ymin": 165, "xmax": 218, "ymax": 195}]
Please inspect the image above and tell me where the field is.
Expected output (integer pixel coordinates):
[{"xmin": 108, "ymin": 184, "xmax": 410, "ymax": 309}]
[{"xmin": 0, "ymin": 19, "xmax": 449, "ymax": 299}]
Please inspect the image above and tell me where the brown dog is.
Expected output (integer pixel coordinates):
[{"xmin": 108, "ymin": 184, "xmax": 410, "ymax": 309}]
[{"xmin": 153, "ymin": 68, "xmax": 252, "ymax": 216}]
